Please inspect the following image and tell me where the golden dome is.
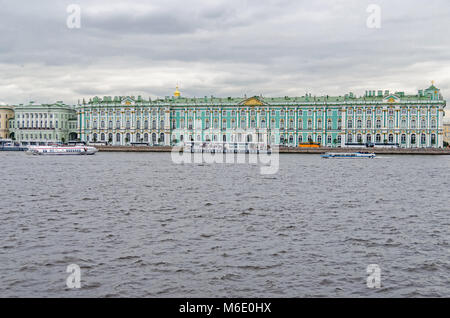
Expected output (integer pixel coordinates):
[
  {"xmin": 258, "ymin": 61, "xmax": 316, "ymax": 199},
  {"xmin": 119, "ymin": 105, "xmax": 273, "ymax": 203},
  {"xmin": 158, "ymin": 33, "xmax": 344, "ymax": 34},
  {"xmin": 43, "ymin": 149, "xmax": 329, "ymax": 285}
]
[{"xmin": 174, "ymin": 85, "xmax": 181, "ymax": 97}]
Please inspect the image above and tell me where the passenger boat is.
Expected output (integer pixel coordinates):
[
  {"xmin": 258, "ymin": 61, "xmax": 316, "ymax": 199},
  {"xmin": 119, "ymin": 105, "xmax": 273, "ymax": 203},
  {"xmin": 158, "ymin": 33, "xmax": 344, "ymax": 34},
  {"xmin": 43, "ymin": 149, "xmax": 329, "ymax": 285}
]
[
  {"xmin": 26, "ymin": 145, "xmax": 98, "ymax": 155},
  {"xmin": 321, "ymin": 152, "xmax": 376, "ymax": 159},
  {"xmin": 0, "ymin": 139, "xmax": 28, "ymax": 151}
]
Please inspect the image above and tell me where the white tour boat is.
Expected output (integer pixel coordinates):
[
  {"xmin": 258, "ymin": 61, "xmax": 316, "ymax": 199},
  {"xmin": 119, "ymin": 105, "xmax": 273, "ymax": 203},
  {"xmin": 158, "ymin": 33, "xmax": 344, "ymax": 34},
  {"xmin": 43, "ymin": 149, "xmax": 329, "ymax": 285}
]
[
  {"xmin": 26, "ymin": 145, "xmax": 98, "ymax": 155},
  {"xmin": 321, "ymin": 152, "xmax": 376, "ymax": 159}
]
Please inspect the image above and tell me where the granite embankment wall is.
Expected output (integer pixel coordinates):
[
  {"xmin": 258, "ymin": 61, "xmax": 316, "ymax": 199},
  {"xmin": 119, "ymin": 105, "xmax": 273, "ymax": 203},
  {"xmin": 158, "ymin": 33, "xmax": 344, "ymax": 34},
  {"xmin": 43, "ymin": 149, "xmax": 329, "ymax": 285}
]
[{"xmin": 96, "ymin": 146, "xmax": 450, "ymax": 155}]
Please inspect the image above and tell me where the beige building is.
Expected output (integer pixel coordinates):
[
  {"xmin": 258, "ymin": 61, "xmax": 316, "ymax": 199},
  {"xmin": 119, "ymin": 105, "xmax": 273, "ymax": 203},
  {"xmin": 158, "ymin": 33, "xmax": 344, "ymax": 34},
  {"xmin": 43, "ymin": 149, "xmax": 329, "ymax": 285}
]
[
  {"xmin": 444, "ymin": 122, "xmax": 450, "ymax": 146},
  {"xmin": 0, "ymin": 106, "xmax": 14, "ymax": 139}
]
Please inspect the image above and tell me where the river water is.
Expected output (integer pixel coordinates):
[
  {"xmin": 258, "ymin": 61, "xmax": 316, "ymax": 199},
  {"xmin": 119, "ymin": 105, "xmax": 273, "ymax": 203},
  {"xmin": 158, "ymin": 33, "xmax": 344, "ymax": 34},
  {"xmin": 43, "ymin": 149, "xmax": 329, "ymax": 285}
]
[{"xmin": 0, "ymin": 152, "xmax": 449, "ymax": 297}]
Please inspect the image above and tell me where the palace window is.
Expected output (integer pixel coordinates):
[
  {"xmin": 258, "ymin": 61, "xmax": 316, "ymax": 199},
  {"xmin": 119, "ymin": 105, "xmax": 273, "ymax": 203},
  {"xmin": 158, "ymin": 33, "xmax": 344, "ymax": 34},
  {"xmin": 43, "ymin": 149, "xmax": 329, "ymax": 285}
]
[
  {"xmin": 172, "ymin": 120, "xmax": 176, "ymax": 129},
  {"xmin": 307, "ymin": 135, "xmax": 312, "ymax": 142},
  {"xmin": 367, "ymin": 120, "xmax": 372, "ymax": 128},
  {"xmin": 250, "ymin": 118, "xmax": 256, "ymax": 128},
  {"xmin": 232, "ymin": 119, "xmax": 236, "ymax": 129},
  {"xmin": 401, "ymin": 134, "xmax": 406, "ymax": 144},
  {"xmin": 431, "ymin": 134, "xmax": 436, "ymax": 144},
  {"xmin": 357, "ymin": 120, "xmax": 362, "ymax": 129},
  {"xmin": 367, "ymin": 109, "xmax": 372, "ymax": 115},
  {"xmin": 347, "ymin": 134, "xmax": 353, "ymax": 143},
  {"xmin": 317, "ymin": 119, "xmax": 322, "ymax": 129},
  {"xmin": 357, "ymin": 109, "xmax": 362, "ymax": 115},
  {"xmin": 420, "ymin": 119, "xmax": 427, "ymax": 129},
  {"xmin": 367, "ymin": 134, "xmax": 372, "ymax": 143},
  {"xmin": 389, "ymin": 134, "xmax": 394, "ymax": 143},
  {"xmin": 241, "ymin": 118, "xmax": 246, "ymax": 129},
  {"xmin": 213, "ymin": 119, "xmax": 219, "ymax": 129},
  {"xmin": 289, "ymin": 119, "xmax": 294, "ymax": 129},
  {"xmin": 431, "ymin": 119, "xmax": 437, "ymax": 129},
  {"xmin": 298, "ymin": 135, "xmax": 303, "ymax": 143},
  {"xmin": 376, "ymin": 134, "xmax": 381, "ymax": 143},
  {"xmin": 347, "ymin": 120, "xmax": 353, "ymax": 129},
  {"xmin": 327, "ymin": 135, "xmax": 332, "ymax": 144},
  {"xmin": 388, "ymin": 109, "xmax": 394, "ymax": 116},
  {"xmin": 337, "ymin": 119, "xmax": 342, "ymax": 130},
  {"xmin": 317, "ymin": 135, "xmax": 322, "ymax": 143},
  {"xmin": 160, "ymin": 120, "xmax": 164, "ymax": 129},
  {"xmin": 401, "ymin": 119, "xmax": 406, "ymax": 128},
  {"xmin": 402, "ymin": 108, "xmax": 407, "ymax": 115},
  {"xmin": 308, "ymin": 110, "xmax": 312, "ymax": 116},
  {"xmin": 261, "ymin": 119, "xmax": 266, "ymax": 128},
  {"xmin": 298, "ymin": 119, "xmax": 303, "ymax": 130},
  {"xmin": 376, "ymin": 120, "xmax": 381, "ymax": 129},
  {"xmin": 337, "ymin": 135, "xmax": 341, "ymax": 143},
  {"xmin": 280, "ymin": 119, "xmax": 285, "ymax": 129},
  {"xmin": 388, "ymin": 120, "xmax": 394, "ymax": 129},
  {"xmin": 307, "ymin": 120, "xmax": 312, "ymax": 130},
  {"xmin": 116, "ymin": 120, "xmax": 120, "ymax": 129},
  {"xmin": 421, "ymin": 133, "xmax": 426, "ymax": 144},
  {"xmin": 126, "ymin": 121, "xmax": 130, "ymax": 129},
  {"xmin": 411, "ymin": 134, "xmax": 416, "ymax": 144},
  {"xmin": 299, "ymin": 110, "xmax": 303, "ymax": 116},
  {"xmin": 411, "ymin": 119, "xmax": 416, "ymax": 129},
  {"xmin": 327, "ymin": 119, "xmax": 332, "ymax": 130},
  {"xmin": 357, "ymin": 134, "xmax": 362, "ymax": 143},
  {"xmin": 179, "ymin": 119, "xmax": 184, "ymax": 129},
  {"xmin": 348, "ymin": 108, "xmax": 353, "ymax": 115}
]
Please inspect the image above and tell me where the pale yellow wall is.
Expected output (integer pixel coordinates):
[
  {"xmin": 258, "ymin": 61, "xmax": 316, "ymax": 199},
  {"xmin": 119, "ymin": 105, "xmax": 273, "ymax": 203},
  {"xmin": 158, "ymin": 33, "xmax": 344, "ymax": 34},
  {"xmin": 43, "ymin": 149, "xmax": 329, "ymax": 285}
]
[
  {"xmin": 0, "ymin": 107, "xmax": 14, "ymax": 139},
  {"xmin": 444, "ymin": 123, "xmax": 450, "ymax": 145}
]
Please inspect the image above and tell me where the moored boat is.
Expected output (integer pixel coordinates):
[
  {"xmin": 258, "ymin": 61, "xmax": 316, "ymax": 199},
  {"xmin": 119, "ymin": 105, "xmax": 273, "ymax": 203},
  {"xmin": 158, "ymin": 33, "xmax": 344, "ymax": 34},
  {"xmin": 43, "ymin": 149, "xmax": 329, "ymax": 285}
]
[
  {"xmin": 26, "ymin": 145, "xmax": 98, "ymax": 155},
  {"xmin": 0, "ymin": 139, "xmax": 28, "ymax": 151},
  {"xmin": 321, "ymin": 152, "xmax": 376, "ymax": 159}
]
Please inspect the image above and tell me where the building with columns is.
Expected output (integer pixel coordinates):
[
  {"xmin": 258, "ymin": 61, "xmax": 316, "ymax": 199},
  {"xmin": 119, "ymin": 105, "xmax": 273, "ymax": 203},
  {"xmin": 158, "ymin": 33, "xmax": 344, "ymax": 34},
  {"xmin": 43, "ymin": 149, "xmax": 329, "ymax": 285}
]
[
  {"xmin": 0, "ymin": 105, "xmax": 14, "ymax": 139},
  {"xmin": 76, "ymin": 83, "xmax": 446, "ymax": 148},
  {"xmin": 8, "ymin": 101, "xmax": 78, "ymax": 145}
]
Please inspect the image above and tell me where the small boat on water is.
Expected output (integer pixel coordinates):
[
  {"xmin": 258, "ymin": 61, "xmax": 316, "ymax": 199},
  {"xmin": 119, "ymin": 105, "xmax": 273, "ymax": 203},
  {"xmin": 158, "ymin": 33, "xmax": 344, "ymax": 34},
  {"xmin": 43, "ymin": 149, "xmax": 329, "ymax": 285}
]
[
  {"xmin": 26, "ymin": 145, "xmax": 98, "ymax": 155},
  {"xmin": 321, "ymin": 152, "xmax": 376, "ymax": 159},
  {"xmin": 0, "ymin": 139, "xmax": 28, "ymax": 151}
]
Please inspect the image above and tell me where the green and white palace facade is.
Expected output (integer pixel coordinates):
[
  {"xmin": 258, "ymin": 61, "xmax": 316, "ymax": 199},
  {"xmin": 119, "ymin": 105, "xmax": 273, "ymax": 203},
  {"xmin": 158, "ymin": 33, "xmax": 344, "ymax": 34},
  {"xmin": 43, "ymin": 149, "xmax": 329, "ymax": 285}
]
[{"xmin": 76, "ymin": 83, "xmax": 446, "ymax": 148}]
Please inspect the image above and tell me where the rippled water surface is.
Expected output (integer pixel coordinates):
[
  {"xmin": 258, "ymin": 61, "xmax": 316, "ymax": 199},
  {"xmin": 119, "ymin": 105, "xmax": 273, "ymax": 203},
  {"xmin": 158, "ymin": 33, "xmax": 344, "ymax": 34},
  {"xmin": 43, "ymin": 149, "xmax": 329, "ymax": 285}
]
[{"xmin": 0, "ymin": 152, "xmax": 449, "ymax": 297}]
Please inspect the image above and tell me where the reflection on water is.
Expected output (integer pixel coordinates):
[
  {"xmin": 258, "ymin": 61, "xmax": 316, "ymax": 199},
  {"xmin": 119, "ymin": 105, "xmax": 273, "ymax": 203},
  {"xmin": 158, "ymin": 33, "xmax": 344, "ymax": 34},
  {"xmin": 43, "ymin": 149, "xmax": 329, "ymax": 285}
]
[{"xmin": 0, "ymin": 152, "xmax": 449, "ymax": 297}]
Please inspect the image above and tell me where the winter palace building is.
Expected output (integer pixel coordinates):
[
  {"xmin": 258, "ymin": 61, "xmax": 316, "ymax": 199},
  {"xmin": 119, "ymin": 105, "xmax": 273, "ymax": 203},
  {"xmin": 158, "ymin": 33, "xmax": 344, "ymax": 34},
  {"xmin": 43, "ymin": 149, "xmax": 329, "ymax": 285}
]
[{"xmin": 76, "ymin": 83, "xmax": 446, "ymax": 148}]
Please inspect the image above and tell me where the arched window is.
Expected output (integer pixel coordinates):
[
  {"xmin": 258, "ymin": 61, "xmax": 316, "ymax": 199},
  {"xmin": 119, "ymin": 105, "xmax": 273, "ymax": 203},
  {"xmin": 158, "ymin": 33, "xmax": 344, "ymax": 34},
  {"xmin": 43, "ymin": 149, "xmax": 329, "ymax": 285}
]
[
  {"xmin": 205, "ymin": 119, "xmax": 210, "ymax": 129},
  {"xmin": 317, "ymin": 134, "xmax": 322, "ymax": 143},
  {"xmin": 160, "ymin": 133, "xmax": 165, "ymax": 143},
  {"xmin": 411, "ymin": 120, "xmax": 416, "ymax": 129},
  {"xmin": 401, "ymin": 134, "xmax": 406, "ymax": 144},
  {"xmin": 376, "ymin": 120, "xmax": 381, "ymax": 128},
  {"xmin": 152, "ymin": 120, "xmax": 157, "ymax": 129},
  {"xmin": 357, "ymin": 120, "xmax": 362, "ymax": 129},
  {"xmin": 251, "ymin": 118, "xmax": 256, "ymax": 128},
  {"xmin": 93, "ymin": 133, "xmax": 98, "ymax": 141},
  {"xmin": 327, "ymin": 119, "xmax": 332, "ymax": 130},
  {"xmin": 317, "ymin": 119, "xmax": 322, "ymax": 129},
  {"xmin": 347, "ymin": 134, "xmax": 353, "ymax": 143},
  {"xmin": 376, "ymin": 134, "xmax": 381, "ymax": 143},
  {"xmin": 116, "ymin": 133, "xmax": 121, "ymax": 142},
  {"xmin": 240, "ymin": 118, "xmax": 246, "ymax": 129},
  {"xmin": 289, "ymin": 135, "xmax": 294, "ymax": 143},
  {"xmin": 279, "ymin": 135, "xmax": 284, "ymax": 144},
  {"xmin": 421, "ymin": 119, "xmax": 426, "ymax": 128},
  {"xmin": 411, "ymin": 134, "xmax": 416, "ymax": 144},
  {"xmin": 160, "ymin": 120, "xmax": 164, "ymax": 129},
  {"xmin": 101, "ymin": 133, "xmax": 105, "ymax": 141},
  {"xmin": 307, "ymin": 120, "xmax": 312, "ymax": 130},
  {"xmin": 367, "ymin": 134, "xmax": 372, "ymax": 143},
  {"xmin": 431, "ymin": 134, "xmax": 436, "ymax": 144},
  {"xmin": 388, "ymin": 120, "xmax": 394, "ymax": 129},
  {"xmin": 348, "ymin": 120, "xmax": 353, "ymax": 129},
  {"xmin": 136, "ymin": 133, "xmax": 141, "ymax": 142},
  {"xmin": 144, "ymin": 133, "xmax": 148, "ymax": 142},
  {"xmin": 337, "ymin": 135, "xmax": 342, "ymax": 143},
  {"xmin": 152, "ymin": 133, "xmax": 157, "ymax": 143},
  {"xmin": 298, "ymin": 119, "xmax": 303, "ymax": 130},
  {"xmin": 421, "ymin": 133, "xmax": 426, "ymax": 144},
  {"xmin": 307, "ymin": 135, "xmax": 312, "ymax": 142},
  {"xmin": 431, "ymin": 119, "xmax": 437, "ymax": 129},
  {"xmin": 108, "ymin": 133, "xmax": 113, "ymax": 142},
  {"xmin": 261, "ymin": 119, "xmax": 266, "ymax": 128},
  {"xmin": 389, "ymin": 134, "xmax": 394, "ymax": 143},
  {"xmin": 327, "ymin": 135, "xmax": 332, "ymax": 144},
  {"xmin": 357, "ymin": 134, "xmax": 362, "ymax": 143},
  {"xmin": 298, "ymin": 135, "xmax": 303, "ymax": 143},
  {"xmin": 125, "ymin": 133, "xmax": 130, "ymax": 143}
]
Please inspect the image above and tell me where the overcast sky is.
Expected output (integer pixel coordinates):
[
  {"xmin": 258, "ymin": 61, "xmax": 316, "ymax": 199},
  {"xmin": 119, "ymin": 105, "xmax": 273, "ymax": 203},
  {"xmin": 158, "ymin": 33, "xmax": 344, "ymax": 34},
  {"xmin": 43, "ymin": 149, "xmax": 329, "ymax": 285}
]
[{"xmin": 0, "ymin": 0, "xmax": 449, "ymax": 114}]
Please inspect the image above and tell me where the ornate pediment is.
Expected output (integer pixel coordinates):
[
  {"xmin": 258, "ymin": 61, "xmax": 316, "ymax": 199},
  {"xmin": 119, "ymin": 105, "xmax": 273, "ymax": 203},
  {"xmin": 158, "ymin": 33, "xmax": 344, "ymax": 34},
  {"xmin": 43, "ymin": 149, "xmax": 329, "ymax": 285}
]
[
  {"xmin": 239, "ymin": 96, "xmax": 265, "ymax": 106},
  {"xmin": 121, "ymin": 97, "xmax": 135, "ymax": 106},
  {"xmin": 383, "ymin": 95, "xmax": 400, "ymax": 103}
]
